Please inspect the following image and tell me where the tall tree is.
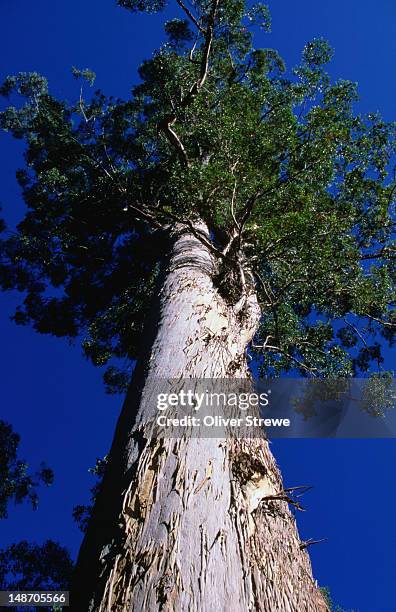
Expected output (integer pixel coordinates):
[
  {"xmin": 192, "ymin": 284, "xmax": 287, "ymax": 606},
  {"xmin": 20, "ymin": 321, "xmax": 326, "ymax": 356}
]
[{"xmin": 1, "ymin": 0, "xmax": 395, "ymax": 609}]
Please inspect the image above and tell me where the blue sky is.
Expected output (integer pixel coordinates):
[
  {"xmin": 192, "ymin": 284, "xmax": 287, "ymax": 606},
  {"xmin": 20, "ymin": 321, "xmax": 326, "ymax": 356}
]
[{"xmin": 1, "ymin": 1, "xmax": 396, "ymax": 610}]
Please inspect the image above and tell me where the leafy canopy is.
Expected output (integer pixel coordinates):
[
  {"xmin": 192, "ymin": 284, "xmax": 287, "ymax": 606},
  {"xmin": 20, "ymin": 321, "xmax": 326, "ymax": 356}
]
[
  {"xmin": 0, "ymin": 0, "xmax": 395, "ymax": 387},
  {"xmin": 0, "ymin": 540, "xmax": 73, "ymax": 593}
]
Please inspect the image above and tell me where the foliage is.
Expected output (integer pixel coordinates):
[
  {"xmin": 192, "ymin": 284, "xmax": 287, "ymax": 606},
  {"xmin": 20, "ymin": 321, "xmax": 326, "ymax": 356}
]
[
  {"xmin": 0, "ymin": 420, "xmax": 53, "ymax": 519},
  {"xmin": 320, "ymin": 587, "xmax": 333, "ymax": 610},
  {"xmin": 0, "ymin": 540, "xmax": 73, "ymax": 611},
  {"xmin": 292, "ymin": 373, "xmax": 396, "ymax": 420},
  {"xmin": 319, "ymin": 586, "xmax": 356, "ymax": 612},
  {"xmin": 0, "ymin": 540, "xmax": 73, "ymax": 590},
  {"xmin": 360, "ymin": 371, "xmax": 396, "ymax": 416},
  {"xmin": 72, "ymin": 456, "xmax": 108, "ymax": 532},
  {"xmin": 164, "ymin": 19, "xmax": 194, "ymax": 48},
  {"xmin": 0, "ymin": 424, "xmax": 69, "ymax": 610},
  {"xmin": 71, "ymin": 67, "xmax": 96, "ymax": 87},
  {"xmin": 0, "ymin": 0, "xmax": 395, "ymax": 385}
]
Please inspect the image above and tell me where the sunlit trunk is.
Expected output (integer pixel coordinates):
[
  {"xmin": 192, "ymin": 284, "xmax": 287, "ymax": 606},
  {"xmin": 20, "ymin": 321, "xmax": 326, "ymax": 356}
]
[{"xmin": 72, "ymin": 223, "xmax": 328, "ymax": 612}]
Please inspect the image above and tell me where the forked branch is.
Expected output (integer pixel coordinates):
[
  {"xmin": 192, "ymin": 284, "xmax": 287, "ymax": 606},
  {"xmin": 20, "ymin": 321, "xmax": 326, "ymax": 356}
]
[{"xmin": 160, "ymin": 0, "xmax": 220, "ymax": 166}]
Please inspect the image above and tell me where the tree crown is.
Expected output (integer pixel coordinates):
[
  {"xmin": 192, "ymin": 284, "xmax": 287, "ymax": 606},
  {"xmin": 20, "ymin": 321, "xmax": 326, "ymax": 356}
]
[{"xmin": 1, "ymin": 0, "xmax": 395, "ymax": 388}]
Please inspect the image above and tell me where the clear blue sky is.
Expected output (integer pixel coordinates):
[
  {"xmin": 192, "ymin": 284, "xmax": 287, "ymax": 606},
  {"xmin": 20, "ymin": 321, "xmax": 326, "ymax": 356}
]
[{"xmin": 1, "ymin": 1, "xmax": 396, "ymax": 611}]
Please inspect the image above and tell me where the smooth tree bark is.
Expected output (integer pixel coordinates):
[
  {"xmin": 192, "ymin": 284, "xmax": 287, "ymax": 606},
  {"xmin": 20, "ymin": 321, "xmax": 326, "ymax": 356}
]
[{"xmin": 72, "ymin": 224, "xmax": 328, "ymax": 612}]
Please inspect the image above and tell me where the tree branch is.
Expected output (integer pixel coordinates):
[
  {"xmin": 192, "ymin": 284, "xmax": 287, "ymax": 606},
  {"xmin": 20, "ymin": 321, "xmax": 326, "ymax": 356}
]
[
  {"xmin": 360, "ymin": 246, "xmax": 396, "ymax": 261},
  {"xmin": 263, "ymin": 344, "xmax": 319, "ymax": 376},
  {"xmin": 175, "ymin": 0, "xmax": 205, "ymax": 34},
  {"xmin": 362, "ymin": 313, "xmax": 396, "ymax": 329},
  {"xmin": 299, "ymin": 538, "xmax": 327, "ymax": 550},
  {"xmin": 158, "ymin": 116, "xmax": 189, "ymax": 166},
  {"xmin": 159, "ymin": 0, "xmax": 219, "ymax": 165},
  {"xmin": 343, "ymin": 317, "xmax": 369, "ymax": 349}
]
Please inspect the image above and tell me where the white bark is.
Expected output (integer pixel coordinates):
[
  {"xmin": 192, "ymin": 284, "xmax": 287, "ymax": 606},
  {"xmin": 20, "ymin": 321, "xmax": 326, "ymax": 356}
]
[{"xmin": 72, "ymin": 223, "xmax": 328, "ymax": 612}]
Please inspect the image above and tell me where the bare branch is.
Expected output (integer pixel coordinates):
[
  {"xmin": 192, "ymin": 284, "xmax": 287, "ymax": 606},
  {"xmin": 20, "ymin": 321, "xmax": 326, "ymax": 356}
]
[
  {"xmin": 262, "ymin": 344, "xmax": 319, "ymax": 376},
  {"xmin": 158, "ymin": 115, "xmax": 189, "ymax": 166},
  {"xmin": 175, "ymin": 0, "xmax": 205, "ymax": 34},
  {"xmin": 261, "ymin": 491, "xmax": 306, "ymax": 512},
  {"xmin": 362, "ymin": 313, "xmax": 396, "ymax": 329},
  {"xmin": 299, "ymin": 538, "xmax": 327, "ymax": 550},
  {"xmin": 222, "ymin": 229, "xmax": 238, "ymax": 256},
  {"xmin": 343, "ymin": 317, "xmax": 369, "ymax": 349},
  {"xmin": 122, "ymin": 202, "xmax": 165, "ymax": 230},
  {"xmin": 222, "ymin": 177, "xmax": 241, "ymax": 256},
  {"xmin": 251, "ymin": 335, "xmax": 274, "ymax": 351},
  {"xmin": 230, "ymin": 177, "xmax": 239, "ymax": 230},
  {"xmin": 79, "ymin": 86, "xmax": 91, "ymax": 123},
  {"xmin": 360, "ymin": 246, "xmax": 396, "ymax": 261},
  {"xmin": 188, "ymin": 33, "xmax": 200, "ymax": 62},
  {"xmin": 159, "ymin": 0, "xmax": 219, "ymax": 165}
]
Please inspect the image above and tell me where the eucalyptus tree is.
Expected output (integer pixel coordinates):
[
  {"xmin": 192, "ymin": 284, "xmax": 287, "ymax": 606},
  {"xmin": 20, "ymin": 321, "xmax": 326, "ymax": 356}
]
[{"xmin": 1, "ymin": 0, "xmax": 395, "ymax": 610}]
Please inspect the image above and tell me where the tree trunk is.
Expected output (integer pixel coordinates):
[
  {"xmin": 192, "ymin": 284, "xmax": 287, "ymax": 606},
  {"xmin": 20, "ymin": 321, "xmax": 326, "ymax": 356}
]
[{"xmin": 72, "ymin": 223, "xmax": 328, "ymax": 612}]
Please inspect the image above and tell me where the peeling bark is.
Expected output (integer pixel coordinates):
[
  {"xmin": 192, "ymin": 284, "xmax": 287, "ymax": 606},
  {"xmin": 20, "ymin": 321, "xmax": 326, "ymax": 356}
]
[{"xmin": 72, "ymin": 223, "xmax": 328, "ymax": 612}]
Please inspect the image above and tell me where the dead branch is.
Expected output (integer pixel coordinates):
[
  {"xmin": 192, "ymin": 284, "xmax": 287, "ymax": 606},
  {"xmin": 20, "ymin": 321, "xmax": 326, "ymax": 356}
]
[
  {"xmin": 260, "ymin": 491, "xmax": 306, "ymax": 512},
  {"xmin": 299, "ymin": 538, "xmax": 327, "ymax": 550}
]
